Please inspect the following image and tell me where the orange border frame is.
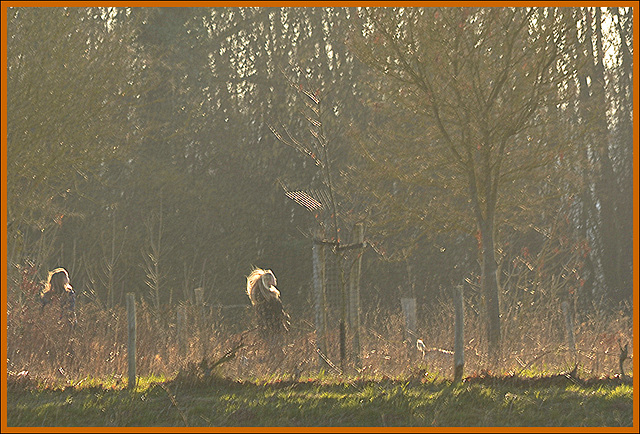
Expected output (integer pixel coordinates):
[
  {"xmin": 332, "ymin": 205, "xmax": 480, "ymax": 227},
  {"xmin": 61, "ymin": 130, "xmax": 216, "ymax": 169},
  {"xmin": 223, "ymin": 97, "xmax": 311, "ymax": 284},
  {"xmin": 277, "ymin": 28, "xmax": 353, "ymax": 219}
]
[{"xmin": 1, "ymin": 2, "xmax": 638, "ymax": 433}]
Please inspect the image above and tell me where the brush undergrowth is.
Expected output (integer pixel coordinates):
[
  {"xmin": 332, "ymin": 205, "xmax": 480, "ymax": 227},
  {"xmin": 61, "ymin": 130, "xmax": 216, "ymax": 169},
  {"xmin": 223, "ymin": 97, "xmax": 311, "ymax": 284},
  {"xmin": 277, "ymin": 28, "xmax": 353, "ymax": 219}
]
[
  {"xmin": 8, "ymin": 298, "xmax": 632, "ymax": 380},
  {"xmin": 5, "ymin": 293, "xmax": 634, "ymax": 427}
]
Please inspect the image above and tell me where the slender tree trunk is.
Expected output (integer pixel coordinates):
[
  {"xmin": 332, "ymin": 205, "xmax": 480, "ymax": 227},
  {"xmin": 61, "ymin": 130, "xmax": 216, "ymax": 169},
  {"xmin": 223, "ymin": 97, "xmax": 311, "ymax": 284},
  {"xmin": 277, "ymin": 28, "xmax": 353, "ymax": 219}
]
[
  {"xmin": 480, "ymin": 217, "xmax": 501, "ymax": 364},
  {"xmin": 468, "ymin": 152, "xmax": 502, "ymax": 365}
]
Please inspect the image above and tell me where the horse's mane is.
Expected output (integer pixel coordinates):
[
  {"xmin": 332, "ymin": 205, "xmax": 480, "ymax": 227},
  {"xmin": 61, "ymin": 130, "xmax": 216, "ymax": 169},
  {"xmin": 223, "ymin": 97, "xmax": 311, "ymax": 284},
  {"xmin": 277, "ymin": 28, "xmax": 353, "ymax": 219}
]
[
  {"xmin": 42, "ymin": 268, "xmax": 72, "ymax": 296},
  {"xmin": 246, "ymin": 268, "xmax": 279, "ymax": 305},
  {"xmin": 40, "ymin": 268, "xmax": 75, "ymax": 319}
]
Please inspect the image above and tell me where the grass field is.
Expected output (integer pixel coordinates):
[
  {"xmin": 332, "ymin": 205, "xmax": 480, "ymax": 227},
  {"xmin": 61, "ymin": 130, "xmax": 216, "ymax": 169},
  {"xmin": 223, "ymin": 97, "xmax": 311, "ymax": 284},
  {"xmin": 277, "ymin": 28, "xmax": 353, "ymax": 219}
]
[{"xmin": 5, "ymin": 369, "xmax": 635, "ymax": 428}]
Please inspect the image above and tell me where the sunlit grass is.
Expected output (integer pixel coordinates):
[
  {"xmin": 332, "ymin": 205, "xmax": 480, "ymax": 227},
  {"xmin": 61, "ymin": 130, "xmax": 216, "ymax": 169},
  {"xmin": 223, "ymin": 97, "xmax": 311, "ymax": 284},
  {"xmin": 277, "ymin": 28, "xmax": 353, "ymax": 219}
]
[{"xmin": 6, "ymin": 371, "xmax": 634, "ymax": 427}]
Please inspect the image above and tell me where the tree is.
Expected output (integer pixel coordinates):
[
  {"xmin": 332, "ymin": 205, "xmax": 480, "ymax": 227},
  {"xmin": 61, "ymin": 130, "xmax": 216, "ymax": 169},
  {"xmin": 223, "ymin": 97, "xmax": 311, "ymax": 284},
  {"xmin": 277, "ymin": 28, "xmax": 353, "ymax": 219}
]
[
  {"xmin": 573, "ymin": 7, "xmax": 634, "ymax": 308},
  {"xmin": 348, "ymin": 7, "xmax": 579, "ymax": 361},
  {"xmin": 6, "ymin": 7, "xmax": 144, "ymax": 277}
]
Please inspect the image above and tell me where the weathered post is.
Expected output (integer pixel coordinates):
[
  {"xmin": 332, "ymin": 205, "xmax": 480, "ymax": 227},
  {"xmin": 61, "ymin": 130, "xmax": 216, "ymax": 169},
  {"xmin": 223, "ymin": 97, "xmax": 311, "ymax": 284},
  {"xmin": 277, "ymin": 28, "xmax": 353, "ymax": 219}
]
[
  {"xmin": 194, "ymin": 287, "xmax": 207, "ymax": 358},
  {"xmin": 453, "ymin": 285, "xmax": 464, "ymax": 383},
  {"xmin": 126, "ymin": 292, "xmax": 137, "ymax": 389},
  {"xmin": 561, "ymin": 301, "xmax": 576, "ymax": 360},
  {"xmin": 401, "ymin": 297, "xmax": 417, "ymax": 355},
  {"xmin": 312, "ymin": 238, "xmax": 329, "ymax": 369},
  {"xmin": 176, "ymin": 304, "xmax": 187, "ymax": 359},
  {"xmin": 194, "ymin": 288, "xmax": 205, "ymax": 318},
  {"xmin": 349, "ymin": 222, "xmax": 364, "ymax": 368},
  {"xmin": 338, "ymin": 249, "xmax": 349, "ymax": 373}
]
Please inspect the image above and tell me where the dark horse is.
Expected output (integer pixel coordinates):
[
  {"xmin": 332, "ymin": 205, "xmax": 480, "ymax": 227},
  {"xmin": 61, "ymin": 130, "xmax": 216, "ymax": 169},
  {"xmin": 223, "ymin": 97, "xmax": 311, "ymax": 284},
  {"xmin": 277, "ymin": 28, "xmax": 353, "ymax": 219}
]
[
  {"xmin": 246, "ymin": 268, "xmax": 290, "ymax": 339},
  {"xmin": 40, "ymin": 267, "xmax": 77, "ymax": 328}
]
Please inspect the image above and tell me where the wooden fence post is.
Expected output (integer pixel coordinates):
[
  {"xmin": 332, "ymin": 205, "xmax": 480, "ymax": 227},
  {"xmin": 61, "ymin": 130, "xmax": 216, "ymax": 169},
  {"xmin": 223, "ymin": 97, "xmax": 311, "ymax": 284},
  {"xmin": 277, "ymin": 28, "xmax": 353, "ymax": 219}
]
[
  {"xmin": 453, "ymin": 285, "xmax": 464, "ymax": 383},
  {"xmin": 561, "ymin": 301, "xmax": 576, "ymax": 360},
  {"xmin": 349, "ymin": 222, "xmax": 364, "ymax": 368},
  {"xmin": 194, "ymin": 287, "xmax": 205, "ymax": 317},
  {"xmin": 401, "ymin": 297, "xmax": 417, "ymax": 355},
  {"xmin": 312, "ymin": 239, "xmax": 329, "ymax": 370},
  {"xmin": 176, "ymin": 304, "xmax": 187, "ymax": 359},
  {"xmin": 126, "ymin": 293, "xmax": 137, "ymax": 389},
  {"xmin": 194, "ymin": 288, "xmax": 207, "ymax": 359}
]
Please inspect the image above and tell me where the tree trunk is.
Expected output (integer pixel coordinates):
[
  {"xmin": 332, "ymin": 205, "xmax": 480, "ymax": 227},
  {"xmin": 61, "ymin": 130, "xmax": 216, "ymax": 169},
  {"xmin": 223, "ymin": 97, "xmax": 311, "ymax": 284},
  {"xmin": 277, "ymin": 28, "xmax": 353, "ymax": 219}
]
[
  {"xmin": 480, "ymin": 218, "xmax": 501, "ymax": 365},
  {"xmin": 468, "ymin": 144, "xmax": 502, "ymax": 366}
]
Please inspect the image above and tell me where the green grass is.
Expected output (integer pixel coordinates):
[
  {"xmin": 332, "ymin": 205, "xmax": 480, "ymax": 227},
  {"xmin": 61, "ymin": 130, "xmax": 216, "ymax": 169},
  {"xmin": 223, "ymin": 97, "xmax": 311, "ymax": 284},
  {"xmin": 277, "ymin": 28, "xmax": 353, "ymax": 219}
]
[{"xmin": 6, "ymin": 373, "xmax": 634, "ymax": 427}]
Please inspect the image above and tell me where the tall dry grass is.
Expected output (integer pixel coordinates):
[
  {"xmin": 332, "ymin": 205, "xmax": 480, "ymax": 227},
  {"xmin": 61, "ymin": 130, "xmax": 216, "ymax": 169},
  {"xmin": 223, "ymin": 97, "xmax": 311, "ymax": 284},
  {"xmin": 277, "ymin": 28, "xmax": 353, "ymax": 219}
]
[{"xmin": 6, "ymin": 288, "xmax": 633, "ymax": 384}]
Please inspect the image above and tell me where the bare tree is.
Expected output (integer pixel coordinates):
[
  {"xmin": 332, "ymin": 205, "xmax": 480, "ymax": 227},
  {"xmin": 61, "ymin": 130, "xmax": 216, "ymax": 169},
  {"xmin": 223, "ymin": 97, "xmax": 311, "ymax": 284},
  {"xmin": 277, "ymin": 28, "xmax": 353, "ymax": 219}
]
[{"xmin": 349, "ymin": 7, "xmax": 578, "ymax": 362}]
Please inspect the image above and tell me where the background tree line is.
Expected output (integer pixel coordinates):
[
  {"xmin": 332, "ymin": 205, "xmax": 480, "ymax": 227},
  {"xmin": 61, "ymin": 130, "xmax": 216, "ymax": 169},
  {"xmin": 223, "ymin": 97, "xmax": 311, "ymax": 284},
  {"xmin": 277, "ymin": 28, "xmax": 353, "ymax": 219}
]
[{"xmin": 6, "ymin": 7, "xmax": 634, "ymax": 354}]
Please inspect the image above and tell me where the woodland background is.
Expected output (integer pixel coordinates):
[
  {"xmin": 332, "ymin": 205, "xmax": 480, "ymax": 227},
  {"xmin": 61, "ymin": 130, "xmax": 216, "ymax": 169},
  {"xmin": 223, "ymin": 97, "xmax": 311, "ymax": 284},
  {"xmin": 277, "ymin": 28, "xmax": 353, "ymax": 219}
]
[{"xmin": 6, "ymin": 7, "xmax": 634, "ymax": 376}]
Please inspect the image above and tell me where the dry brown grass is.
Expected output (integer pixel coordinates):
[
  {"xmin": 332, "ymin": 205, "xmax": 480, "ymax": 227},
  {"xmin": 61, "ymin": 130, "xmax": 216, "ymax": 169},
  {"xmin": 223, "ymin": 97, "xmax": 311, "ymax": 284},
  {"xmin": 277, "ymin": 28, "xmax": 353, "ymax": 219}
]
[{"xmin": 6, "ymin": 292, "xmax": 633, "ymax": 384}]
